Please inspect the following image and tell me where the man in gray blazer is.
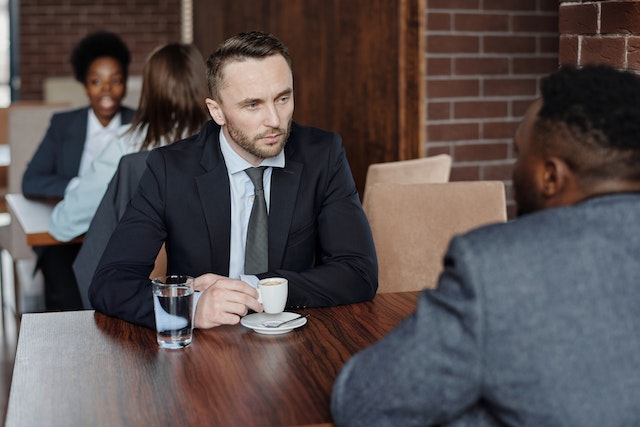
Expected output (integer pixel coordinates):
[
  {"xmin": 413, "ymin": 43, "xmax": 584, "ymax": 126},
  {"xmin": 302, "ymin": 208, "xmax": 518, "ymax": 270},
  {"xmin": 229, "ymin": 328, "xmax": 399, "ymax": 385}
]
[{"xmin": 331, "ymin": 64, "xmax": 640, "ymax": 426}]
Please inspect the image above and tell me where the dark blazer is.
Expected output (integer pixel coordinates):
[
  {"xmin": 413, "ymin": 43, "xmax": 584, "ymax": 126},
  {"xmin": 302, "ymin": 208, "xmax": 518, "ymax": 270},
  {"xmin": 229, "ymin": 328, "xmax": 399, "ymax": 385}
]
[
  {"xmin": 332, "ymin": 193, "xmax": 640, "ymax": 427},
  {"xmin": 90, "ymin": 120, "xmax": 378, "ymax": 329},
  {"xmin": 73, "ymin": 151, "xmax": 150, "ymax": 309},
  {"xmin": 22, "ymin": 106, "xmax": 135, "ymax": 198}
]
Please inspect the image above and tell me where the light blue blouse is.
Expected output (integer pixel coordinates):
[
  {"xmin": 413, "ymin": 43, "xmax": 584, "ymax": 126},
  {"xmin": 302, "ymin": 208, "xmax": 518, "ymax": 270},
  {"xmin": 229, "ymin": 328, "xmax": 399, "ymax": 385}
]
[{"xmin": 48, "ymin": 124, "xmax": 147, "ymax": 241}]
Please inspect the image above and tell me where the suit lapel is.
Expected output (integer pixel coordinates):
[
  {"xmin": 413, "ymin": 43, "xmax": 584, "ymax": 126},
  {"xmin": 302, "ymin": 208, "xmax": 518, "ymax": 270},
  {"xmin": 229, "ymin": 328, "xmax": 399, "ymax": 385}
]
[
  {"xmin": 269, "ymin": 160, "xmax": 303, "ymax": 268},
  {"xmin": 195, "ymin": 130, "xmax": 232, "ymax": 276}
]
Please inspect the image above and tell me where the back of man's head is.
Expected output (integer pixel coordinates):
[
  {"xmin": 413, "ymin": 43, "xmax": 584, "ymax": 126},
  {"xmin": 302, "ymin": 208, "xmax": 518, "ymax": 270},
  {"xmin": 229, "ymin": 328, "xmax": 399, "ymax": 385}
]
[{"xmin": 537, "ymin": 65, "xmax": 640, "ymax": 185}]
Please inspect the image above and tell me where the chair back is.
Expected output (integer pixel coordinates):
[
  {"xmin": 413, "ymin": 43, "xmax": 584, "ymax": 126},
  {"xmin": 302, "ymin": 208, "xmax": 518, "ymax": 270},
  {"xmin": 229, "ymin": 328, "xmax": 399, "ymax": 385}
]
[
  {"xmin": 8, "ymin": 102, "xmax": 70, "ymax": 193},
  {"xmin": 3, "ymin": 103, "xmax": 70, "ymax": 260},
  {"xmin": 365, "ymin": 181, "xmax": 507, "ymax": 293},
  {"xmin": 362, "ymin": 154, "xmax": 452, "ymax": 208}
]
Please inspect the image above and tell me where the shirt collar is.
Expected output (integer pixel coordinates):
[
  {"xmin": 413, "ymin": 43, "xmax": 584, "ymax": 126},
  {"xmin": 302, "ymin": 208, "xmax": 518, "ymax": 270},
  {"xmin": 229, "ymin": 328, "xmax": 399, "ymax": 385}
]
[
  {"xmin": 219, "ymin": 129, "xmax": 285, "ymax": 175},
  {"xmin": 87, "ymin": 108, "xmax": 122, "ymax": 134}
]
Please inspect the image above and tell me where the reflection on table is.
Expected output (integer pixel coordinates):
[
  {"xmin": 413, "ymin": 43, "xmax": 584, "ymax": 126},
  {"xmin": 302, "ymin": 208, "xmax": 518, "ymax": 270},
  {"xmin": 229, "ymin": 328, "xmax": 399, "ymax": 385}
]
[
  {"xmin": 5, "ymin": 291, "xmax": 420, "ymax": 427},
  {"xmin": 5, "ymin": 193, "xmax": 82, "ymax": 246}
]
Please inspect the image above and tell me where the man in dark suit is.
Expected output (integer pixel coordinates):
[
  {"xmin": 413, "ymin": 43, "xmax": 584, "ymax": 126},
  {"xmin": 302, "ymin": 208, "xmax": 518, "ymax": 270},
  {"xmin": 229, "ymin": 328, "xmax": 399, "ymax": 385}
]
[
  {"xmin": 89, "ymin": 31, "xmax": 378, "ymax": 329},
  {"xmin": 331, "ymin": 64, "xmax": 640, "ymax": 426}
]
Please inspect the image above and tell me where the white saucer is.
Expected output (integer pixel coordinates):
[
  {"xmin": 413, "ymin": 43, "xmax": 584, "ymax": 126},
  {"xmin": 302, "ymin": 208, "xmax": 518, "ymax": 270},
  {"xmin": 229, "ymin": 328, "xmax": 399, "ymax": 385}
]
[{"xmin": 241, "ymin": 312, "xmax": 307, "ymax": 335}]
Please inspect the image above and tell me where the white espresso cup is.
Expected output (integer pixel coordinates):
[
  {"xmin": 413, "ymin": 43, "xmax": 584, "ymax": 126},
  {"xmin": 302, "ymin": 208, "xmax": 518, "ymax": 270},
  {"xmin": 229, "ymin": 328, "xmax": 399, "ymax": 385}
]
[{"xmin": 258, "ymin": 277, "xmax": 288, "ymax": 314}]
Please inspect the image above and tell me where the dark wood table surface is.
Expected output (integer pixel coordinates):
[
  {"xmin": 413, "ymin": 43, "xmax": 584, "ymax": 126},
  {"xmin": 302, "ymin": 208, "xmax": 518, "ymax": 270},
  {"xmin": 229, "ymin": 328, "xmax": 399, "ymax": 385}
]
[{"xmin": 5, "ymin": 291, "xmax": 420, "ymax": 427}]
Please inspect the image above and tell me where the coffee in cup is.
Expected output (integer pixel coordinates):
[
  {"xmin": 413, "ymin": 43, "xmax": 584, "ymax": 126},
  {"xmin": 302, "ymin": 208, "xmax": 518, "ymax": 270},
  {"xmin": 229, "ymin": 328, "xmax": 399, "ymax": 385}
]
[{"xmin": 258, "ymin": 277, "xmax": 288, "ymax": 314}]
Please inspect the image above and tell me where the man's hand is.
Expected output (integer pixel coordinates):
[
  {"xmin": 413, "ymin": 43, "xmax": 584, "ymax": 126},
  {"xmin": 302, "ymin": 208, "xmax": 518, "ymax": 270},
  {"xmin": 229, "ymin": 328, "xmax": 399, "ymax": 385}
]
[{"xmin": 193, "ymin": 273, "xmax": 263, "ymax": 329}]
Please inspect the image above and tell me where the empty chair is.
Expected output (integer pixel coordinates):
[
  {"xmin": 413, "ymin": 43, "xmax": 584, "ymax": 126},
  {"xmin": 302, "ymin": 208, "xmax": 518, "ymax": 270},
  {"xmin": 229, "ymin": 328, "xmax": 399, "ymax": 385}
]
[
  {"xmin": 365, "ymin": 181, "xmax": 507, "ymax": 293},
  {"xmin": 0, "ymin": 103, "xmax": 70, "ymax": 313},
  {"xmin": 362, "ymin": 154, "xmax": 452, "ymax": 208}
]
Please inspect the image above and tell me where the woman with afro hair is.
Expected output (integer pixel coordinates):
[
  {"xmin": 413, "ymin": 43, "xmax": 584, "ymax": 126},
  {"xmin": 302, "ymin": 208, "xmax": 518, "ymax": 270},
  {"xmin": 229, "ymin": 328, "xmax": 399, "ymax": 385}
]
[{"xmin": 22, "ymin": 31, "xmax": 135, "ymax": 311}]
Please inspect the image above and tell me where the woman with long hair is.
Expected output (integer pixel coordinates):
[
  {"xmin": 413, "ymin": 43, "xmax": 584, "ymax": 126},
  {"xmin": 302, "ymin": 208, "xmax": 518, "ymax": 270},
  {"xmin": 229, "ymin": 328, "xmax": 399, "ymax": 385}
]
[{"xmin": 50, "ymin": 43, "xmax": 209, "ymax": 242}]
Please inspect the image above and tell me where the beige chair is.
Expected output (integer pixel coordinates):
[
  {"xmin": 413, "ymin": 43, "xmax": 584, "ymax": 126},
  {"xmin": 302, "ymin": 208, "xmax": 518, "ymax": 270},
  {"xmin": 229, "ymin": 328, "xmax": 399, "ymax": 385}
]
[
  {"xmin": 362, "ymin": 154, "xmax": 452, "ymax": 208},
  {"xmin": 0, "ymin": 103, "xmax": 70, "ymax": 314},
  {"xmin": 365, "ymin": 181, "xmax": 507, "ymax": 293}
]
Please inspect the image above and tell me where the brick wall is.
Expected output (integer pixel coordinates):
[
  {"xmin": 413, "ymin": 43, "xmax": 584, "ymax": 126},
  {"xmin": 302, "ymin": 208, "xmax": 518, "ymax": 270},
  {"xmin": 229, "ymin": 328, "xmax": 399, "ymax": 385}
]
[
  {"xmin": 18, "ymin": 0, "xmax": 182, "ymax": 101},
  {"xmin": 425, "ymin": 1, "xmax": 559, "ymax": 217},
  {"xmin": 559, "ymin": 0, "xmax": 640, "ymax": 71}
]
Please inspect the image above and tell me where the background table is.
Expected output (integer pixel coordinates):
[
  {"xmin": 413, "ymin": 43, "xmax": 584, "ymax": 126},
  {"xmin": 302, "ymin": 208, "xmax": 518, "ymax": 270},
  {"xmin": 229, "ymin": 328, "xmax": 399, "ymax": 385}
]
[
  {"xmin": 5, "ymin": 193, "xmax": 82, "ymax": 246},
  {"xmin": 5, "ymin": 291, "xmax": 420, "ymax": 427}
]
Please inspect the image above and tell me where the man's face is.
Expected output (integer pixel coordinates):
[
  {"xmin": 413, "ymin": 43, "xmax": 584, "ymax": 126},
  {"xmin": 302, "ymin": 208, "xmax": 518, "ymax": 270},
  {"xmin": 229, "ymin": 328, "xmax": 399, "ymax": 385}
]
[
  {"xmin": 512, "ymin": 99, "xmax": 546, "ymax": 217},
  {"xmin": 207, "ymin": 55, "xmax": 294, "ymax": 165}
]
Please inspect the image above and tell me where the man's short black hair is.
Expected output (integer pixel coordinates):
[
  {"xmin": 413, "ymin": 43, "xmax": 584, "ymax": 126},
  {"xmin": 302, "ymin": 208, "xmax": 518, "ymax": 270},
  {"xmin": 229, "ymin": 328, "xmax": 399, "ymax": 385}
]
[
  {"xmin": 537, "ymin": 64, "xmax": 640, "ymax": 182},
  {"xmin": 540, "ymin": 64, "xmax": 640, "ymax": 151}
]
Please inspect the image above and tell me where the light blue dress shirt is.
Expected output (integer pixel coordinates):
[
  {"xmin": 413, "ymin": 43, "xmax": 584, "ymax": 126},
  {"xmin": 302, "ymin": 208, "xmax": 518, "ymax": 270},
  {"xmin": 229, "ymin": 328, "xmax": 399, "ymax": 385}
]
[{"xmin": 193, "ymin": 129, "xmax": 285, "ymax": 314}]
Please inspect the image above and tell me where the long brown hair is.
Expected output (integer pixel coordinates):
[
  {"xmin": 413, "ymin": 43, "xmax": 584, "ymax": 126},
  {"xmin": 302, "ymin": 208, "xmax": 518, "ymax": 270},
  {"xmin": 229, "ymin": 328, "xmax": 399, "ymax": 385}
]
[{"xmin": 129, "ymin": 43, "xmax": 209, "ymax": 151}]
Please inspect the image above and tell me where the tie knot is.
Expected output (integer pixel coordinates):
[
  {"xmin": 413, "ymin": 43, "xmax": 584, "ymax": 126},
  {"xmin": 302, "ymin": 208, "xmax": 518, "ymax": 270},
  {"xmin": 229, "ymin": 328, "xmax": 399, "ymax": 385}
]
[{"xmin": 245, "ymin": 167, "xmax": 266, "ymax": 190}]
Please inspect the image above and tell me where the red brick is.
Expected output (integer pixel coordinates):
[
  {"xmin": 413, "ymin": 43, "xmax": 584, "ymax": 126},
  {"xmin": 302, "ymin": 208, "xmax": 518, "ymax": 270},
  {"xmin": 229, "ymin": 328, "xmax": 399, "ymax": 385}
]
[
  {"xmin": 628, "ymin": 37, "xmax": 640, "ymax": 72},
  {"xmin": 428, "ymin": 13, "xmax": 452, "ymax": 31},
  {"xmin": 483, "ymin": 120, "xmax": 520, "ymax": 139},
  {"xmin": 540, "ymin": 35, "xmax": 560, "ymax": 54},
  {"xmin": 427, "ymin": 78, "xmax": 480, "ymax": 98},
  {"xmin": 450, "ymin": 165, "xmax": 481, "ymax": 181},
  {"xmin": 455, "ymin": 57, "xmax": 509, "ymax": 75},
  {"xmin": 425, "ymin": 146, "xmax": 452, "ymax": 157},
  {"xmin": 601, "ymin": 2, "xmax": 640, "ymax": 34},
  {"xmin": 427, "ymin": 0, "xmax": 480, "ymax": 9},
  {"xmin": 454, "ymin": 101, "xmax": 508, "ymax": 119},
  {"xmin": 513, "ymin": 57, "xmax": 559, "ymax": 74},
  {"xmin": 559, "ymin": 4, "xmax": 598, "ymax": 35},
  {"xmin": 580, "ymin": 36, "xmax": 627, "ymax": 68},
  {"xmin": 427, "ymin": 35, "xmax": 480, "ymax": 54},
  {"xmin": 484, "ymin": 162, "xmax": 516, "ymax": 181},
  {"xmin": 512, "ymin": 14, "xmax": 558, "ymax": 33},
  {"xmin": 427, "ymin": 123, "xmax": 480, "ymax": 142},
  {"xmin": 454, "ymin": 142, "xmax": 509, "ymax": 162},
  {"xmin": 19, "ymin": 0, "xmax": 181, "ymax": 100},
  {"xmin": 427, "ymin": 57, "xmax": 452, "ymax": 76},
  {"xmin": 428, "ymin": 102, "xmax": 451, "ymax": 120},
  {"xmin": 484, "ymin": 36, "xmax": 537, "ymax": 54},
  {"xmin": 455, "ymin": 13, "xmax": 509, "ymax": 32},
  {"xmin": 559, "ymin": 35, "xmax": 579, "ymax": 65},
  {"xmin": 484, "ymin": 78, "xmax": 538, "ymax": 97}
]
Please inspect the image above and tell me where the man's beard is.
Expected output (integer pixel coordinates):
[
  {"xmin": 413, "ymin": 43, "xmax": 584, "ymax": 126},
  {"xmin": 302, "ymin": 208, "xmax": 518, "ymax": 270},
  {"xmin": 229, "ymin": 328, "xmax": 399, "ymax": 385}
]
[{"xmin": 227, "ymin": 119, "xmax": 291, "ymax": 159}]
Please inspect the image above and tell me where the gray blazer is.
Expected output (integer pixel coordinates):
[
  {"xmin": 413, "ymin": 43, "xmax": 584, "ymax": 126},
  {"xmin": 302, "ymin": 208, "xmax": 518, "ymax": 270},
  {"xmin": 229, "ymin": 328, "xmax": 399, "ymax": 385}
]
[
  {"xmin": 73, "ymin": 151, "xmax": 150, "ymax": 309},
  {"xmin": 332, "ymin": 193, "xmax": 640, "ymax": 427}
]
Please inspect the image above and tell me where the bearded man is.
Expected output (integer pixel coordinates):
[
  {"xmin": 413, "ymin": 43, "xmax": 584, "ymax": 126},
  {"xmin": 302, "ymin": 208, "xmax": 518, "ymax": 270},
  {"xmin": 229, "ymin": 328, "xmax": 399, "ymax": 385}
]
[{"xmin": 90, "ymin": 31, "xmax": 378, "ymax": 329}]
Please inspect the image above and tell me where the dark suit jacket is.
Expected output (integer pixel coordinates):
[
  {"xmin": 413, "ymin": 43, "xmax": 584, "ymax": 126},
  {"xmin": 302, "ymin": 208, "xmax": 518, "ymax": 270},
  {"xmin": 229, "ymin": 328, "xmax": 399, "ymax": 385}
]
[
  {"xmin": 90, "ymin": 120, "xmax": 378, "ymax": 329},
  {"xmin": 73, "ymin": 151, "xmax": 150, "ymax": 309},
  {"xmin": 332, "ymin": 193, "xmax": 640, "ymax": 427},
  {"xmin": 22, "ymin": 106, "xmax": 135, "ymax": 198}
]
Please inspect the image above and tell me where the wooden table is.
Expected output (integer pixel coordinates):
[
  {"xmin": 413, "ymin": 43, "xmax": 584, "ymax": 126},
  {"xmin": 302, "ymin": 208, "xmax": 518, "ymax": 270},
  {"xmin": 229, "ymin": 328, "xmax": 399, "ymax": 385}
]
[
  {"xmin": 5, "ymin": 291, "xmax": 420, "ymax": 427},
  {"xmin": 5, "ymin": 193, "xmax": 82, "ymax": 246}
]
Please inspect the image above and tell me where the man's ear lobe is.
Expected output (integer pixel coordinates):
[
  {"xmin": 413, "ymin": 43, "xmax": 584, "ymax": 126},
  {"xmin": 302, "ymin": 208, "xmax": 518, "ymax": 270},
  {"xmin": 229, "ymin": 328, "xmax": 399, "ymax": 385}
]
[
  {"xmin": 205, "ymin": 98, "xmax": 225, "ymax": 126},
  {"xmin": 542, "ymin": 157, "xmax": 571, "ymax": 197}
]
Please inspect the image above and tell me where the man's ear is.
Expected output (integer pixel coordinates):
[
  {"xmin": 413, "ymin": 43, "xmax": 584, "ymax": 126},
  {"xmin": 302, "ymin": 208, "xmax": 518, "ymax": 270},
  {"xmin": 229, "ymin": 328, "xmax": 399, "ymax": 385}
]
[
  {"xmin": 542, "ymin": 157, "xmax": 573, "ymax": 198},
  {"xmin": 205, "ymin": 98, "xmax": 225, "ymax": 126}
]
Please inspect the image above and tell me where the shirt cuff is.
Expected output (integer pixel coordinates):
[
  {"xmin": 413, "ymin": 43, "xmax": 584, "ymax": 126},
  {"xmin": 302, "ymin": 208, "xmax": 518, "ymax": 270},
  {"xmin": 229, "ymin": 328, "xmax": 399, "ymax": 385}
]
[{"xmin": 240, "ymin": 274, "xmax": 259, "ymax": 288}]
